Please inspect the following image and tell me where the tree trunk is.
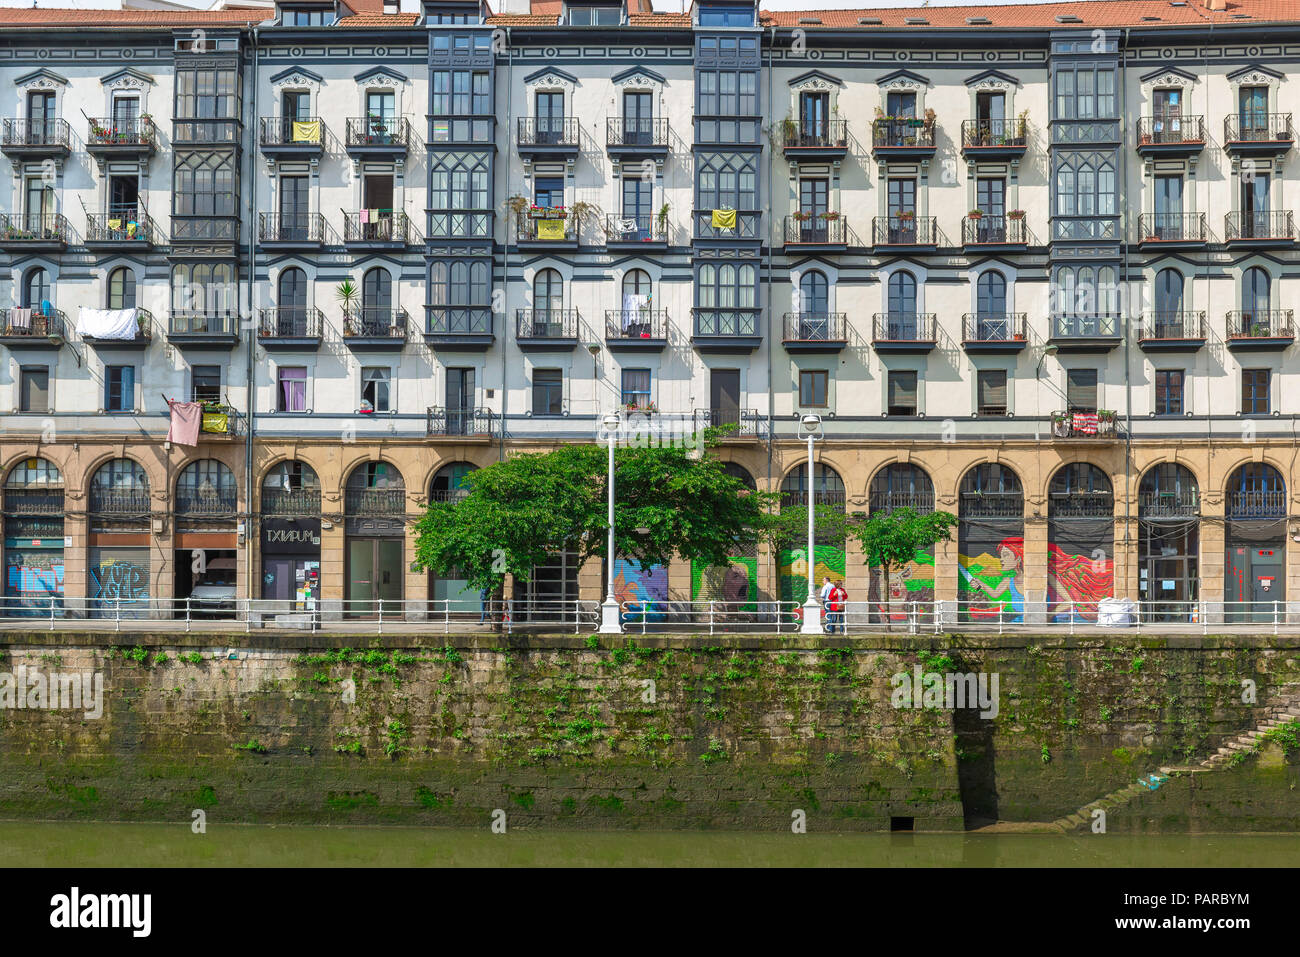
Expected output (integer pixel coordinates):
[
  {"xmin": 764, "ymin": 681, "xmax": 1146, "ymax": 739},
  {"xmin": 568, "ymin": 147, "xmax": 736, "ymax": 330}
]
[{"xmin": 880, "ymin": 561, "xmax": 892, "ymax": 632}]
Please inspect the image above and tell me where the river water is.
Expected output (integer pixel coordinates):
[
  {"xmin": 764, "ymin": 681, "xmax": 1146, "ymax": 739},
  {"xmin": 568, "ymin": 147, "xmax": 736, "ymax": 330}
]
[{"xmin": 2, "ymin": 823, "xmax": 1298, "ymax": 867}]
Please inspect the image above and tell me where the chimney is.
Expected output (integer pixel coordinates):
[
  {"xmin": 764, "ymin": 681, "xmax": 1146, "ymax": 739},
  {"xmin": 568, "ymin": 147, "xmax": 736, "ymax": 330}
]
[{"xmin": 1204, "ymin": 0, "xmax": 1227, "ymax": 10}]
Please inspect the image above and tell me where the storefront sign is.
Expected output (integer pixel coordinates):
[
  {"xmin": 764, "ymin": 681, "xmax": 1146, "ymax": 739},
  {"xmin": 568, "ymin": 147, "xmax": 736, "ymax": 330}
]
[{"xmin": 261, "ymin": 519, "xmax": 321, "ymax": 553}]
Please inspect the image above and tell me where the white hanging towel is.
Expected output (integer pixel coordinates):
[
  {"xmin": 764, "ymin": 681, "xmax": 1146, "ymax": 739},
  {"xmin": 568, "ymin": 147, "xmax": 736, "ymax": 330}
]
[{"xmin": 77, "ymin": 307, "xmax": 138, "ymax": 340}]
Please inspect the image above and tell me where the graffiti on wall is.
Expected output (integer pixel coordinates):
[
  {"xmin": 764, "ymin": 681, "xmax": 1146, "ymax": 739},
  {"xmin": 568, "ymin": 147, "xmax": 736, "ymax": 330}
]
[
  {"xmin": 691, "ymin": 556, "xmax": 760, "ymax": 610},
  {"xmin": 4, "ymin": 551, "xmax": 65, "ymax": 614},
  {"xmin": 867, "ymin": 549, "xmax": 935, "ymax": 620},
  {"xmin": 778, "ymin": 544, "xmax": 846, "ymax": 604},
  {"xmin": 90, "ymin": 557, "xmax": 150, "ymax": 619},
  {"xmin": 959, "ymin": 530, "xmax": 1026, "ymax": 622},
  {"xmin": 613, "ymin": 559, "xmax": 668, "ymax": 619},
  {"xmin": 1047, "ymin": 544, "xmax": 1113, "ymax": 621}
]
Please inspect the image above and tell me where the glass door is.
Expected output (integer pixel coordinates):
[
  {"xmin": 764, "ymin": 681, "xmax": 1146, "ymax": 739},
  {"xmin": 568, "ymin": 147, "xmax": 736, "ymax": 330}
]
[
  {"xmin": 710, "ymin": 369, "xmax": 740, "ymax": 429},
  {"xmin": 799, "ymin": 91, "xmax": 828, "ymax": 145},
  {"xmin": 975, "ymin": 177, "xmax": 1005, "ymax": 242},
  {"xmin": 1239, "ymin": 86, "xmax": 1268, "ymax": 138},
  {"xmin": 280, "ymin": 175, "xmax": 308, "ymax": 241},
  {"xmin": 535, "ymin": 91, "xmax": 564, "ymax": 144},
  {"xmin": 623, "ymin": 90, "xmax": 651, "ymax": 145},
  {"xmin": 1153, "ymin": 88, "xmax": 1181, "ymax": 141},
  {"xmin": 446, "ymin": 367, "xmax": 474, "ymax": 435},
  {"xmin": 622, "ymin": 177, "xmax": 652, "ymax": 239},
  {"xmin": 365, "ymin": 91, "xmax": 395, "ymax": 143},
  {"xmin": 1154, "ymin": 175, "xmax": 1183, "ymax": 239},
  {"xmin": 798, "ymin": 177, "xmax": 828, "ymax": 242},
  {"xmin": 887, "ymin": 178, "xmax": 916, "ymax": 242},
  {"xmin": 26, "ymin": 91, "xmax": 54, "ymax": 144}
]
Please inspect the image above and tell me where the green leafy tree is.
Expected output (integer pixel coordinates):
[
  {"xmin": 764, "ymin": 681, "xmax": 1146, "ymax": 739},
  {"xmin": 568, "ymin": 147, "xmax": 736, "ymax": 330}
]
[
  {"xmin": 412, "ymin": 433, "xmax": 776, "ymax": 597},
  {"xmin": 851, "ymin": 507, "xmax": 957, "ymax": 628}
]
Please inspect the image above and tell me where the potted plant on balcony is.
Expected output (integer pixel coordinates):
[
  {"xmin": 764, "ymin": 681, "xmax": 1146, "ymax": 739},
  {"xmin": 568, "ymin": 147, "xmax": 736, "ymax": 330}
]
[
  {"xmin": 781, "ymin": 114, "xmax": 798, "ymax": 144},
  {"xmin": 896, "ymin": 209, "xmax": 915, "ymax": 222},
  {"xmin": 1051, "ymin": 412, "xmax": 1071, "ymax": 437},
  {"xmin": 792, "ymin": 210, "xmax": 812, "ymax": 222},
  {"xmin": 656, "ymin": 201, "xmax": 670, "ymax": 237},
  {"xmin": 1007, "ymin": 209, "xmax": 1026, "ymax": 220},
  {"xmin": 968, "ymin": 208, "xmax": 984, "ymax": 220},
  {"xmin": 90, "ymin": 120, "xmax": 110, "ymax": 141},
  {"xmin": 820, "ymin": 211, "xmax": 840, "ymax": 221},
  {"xmin": 336, "ymin": 279, "xmax": 360, "ymax": 333}
]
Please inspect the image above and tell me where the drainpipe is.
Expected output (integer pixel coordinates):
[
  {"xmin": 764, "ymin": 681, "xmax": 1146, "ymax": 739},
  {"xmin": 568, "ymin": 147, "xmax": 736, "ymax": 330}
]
[
  {"xmin": 765, "ymin": 24, "xmax": 775, "ymax": 493},
  {"xmin": 500, "ymin": 26, "xmax": 513, "ymax": 464},
  {"xmin": 246, "ymin": 27, "xmax": 260, "ymax": 606},
  {"xmin": 1120, "ymin": 27, "xmax": 1133, "ymax": 591}
]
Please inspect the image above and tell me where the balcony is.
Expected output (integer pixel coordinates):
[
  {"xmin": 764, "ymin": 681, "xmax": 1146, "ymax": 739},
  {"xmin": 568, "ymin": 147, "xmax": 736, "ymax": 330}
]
[
  {"xmin": 175, "ymin": 488, "xmax": 241, "ymax": 518},
  {"xmin": 515, "ymin": 309, "xmax": 580, "ymax": 352},
  {"xmin": 871, "ymin": 117, "xmax": 936, "ymax": 158},
  {"xmin": 85, "ymin": 117, "xmax": 155, "ymax": 160},
  {"xmin": 344, "ymin": 487, "xmax": 407, "ymax": 517},
  {"xmin": 258, "ymin": 212, "xmax": 327, "ymax": 249},
  {"xmin": 783, "ymin": 489, "xmax": 850, "ymax": 511},
  {"xmin": 260, "ymin": 487, "xmax": 322, "ymax": 517},
  {"xmin": 606, "ymin": 309, "xmax": 668, "ymax": 351},
  {"xmin": 81, "ymin": 308, "xmax": 154, "ymax": 352},
  {"xmin": 1136, "ymin": 213, "xmax": 1207, "ymax": 249},
  {"xmin": 1135, "ymin": 114, "xmax": 1205, "ymax": 155},
  {"xmin": 258, "ymin": 116, "xmax": 325, "ymax": 158},
  {"xmin": 428, "ymin": 208, "xmax": 493, "ymax": 240},
  {"xmin": 342, "ymin": 309, "xmax": 408, "ymax": 351},
  {"xmin": 693, "ymin": 209, "xmax": 762, "ymax": 242},
  {"xmin": 961, "ymin": 214, "xmax": 1028, "ymax": 250},
  {"xmin": 868, "ymin": 491, "xmax": 935, "ymax": 514},
  {"xmin": 1048, "ymin": 314, "xmax": 1123, "ymax": 353},
  {"xmin": 1049, "ymin": 490, "xmax": 1116, "ymax": 517},
  {"xmin": 780, "ymin": 118, "xmax": 848, "ymax": 159},
  {"xmin": 1225, "ymin": 211, "xmax": 1295, "ymax": 247},
  {"xmin": 691, "ymin": 309, "xmax": 761, "ymax": 353},
  {"xmin": 424, "ymin": 306, "xmax": 494, "ymax": 351},
  {"xmin": 343, "ymin": 211, "xmax": 418, "ymax": 248},
  {"xmin": 167, "ymin": 312, "xmax": 239, "ymax": 350},
  {"xmin": 515, "ymin": 211, "xmax": 578, "ymax": 248},
  {"xmin": 783, "ymin": 215, "xmax": 849, "ymax": 251},
  {"xmin": 1049, "ymin": 411, "xmax": 1120, "ymax": 441},
  {"xmin": 172, "ymin": 117, "xmax": 240, "ymax": 145},
  {"xmin": 961, "ymin": 313, "xmax": 1028, "ymax": 354},
  {"xmin": 0, "ymin": 118, "xmax": 71, "ymax": 159},
  {"xmin": 170, "ymin": 217, "xmax": 238, "ymax": 245},
  {"xmin": 1225, "ymin": 310, "xmax": 1295, "ymax": 352},
  {"xmin": 89, "ymin": 489, "xmax": 153, "ymax": 517},
  {"xmin": 0, "ymin": 213, "xmax": 69, "ymax": 251},
  {"xmin": 872, "ymin": 215, "xmax": 938, "ymax": 250},
  {"xmin": 516, "ymin": 116, "xmax": 580, "ymax": 157},
  {"xmin": 1138, "ymin": 490, "xmax": 1200, "ymax": 520},
  {"xmin": 693, "ymin": 408, "xmax": 766, "ymax": 441},
  {"xmin": 782, "ymin": 312, "xmax": 847, "ymax": 354},
  {"xmin": 605, "ymin": 213, "xmax": 667, "ymax": 249},
  {"xmin": 1134, "ymin": 312, "xmax": 1206, "ymax": 352},
  {"xmin": 960, "ymin": 117, "xmax": 1027, "ymax": 159},
  {"xmin": 426, "ymin": 407, "xmax": 494, "ymax": 440},
  {"xmin": 872, "ymin": 313, "xmax": 937, "ymax": 354},
  {"xmin": 1223, "ymin": 113, "xmax": 1294, "ymax": 155},
  {"xmin": 1226, "ymin": 490, "xmax": 1287, "ymax": 520},
  {"xmin": 3, "ymin": 489, "xmax": 65, "ymax": 515},
  {"xmin": 257, "ymin": 307, "xmax": 324, "ymax": 351},
  {"xmin": 0, "ymin": 309, "xmax": 66, "ymax": 350},
  {"xmin": 606, "ymin": 117, "xmax": 670, "ymax": 157},
  {"xmin": 86, "ymin": 210, "xmax": 158, "ymax": 249},
  {"xmin": 960, "ymin": 492, "xmax": 1024, "ymax": 519},
  {"xmin": 344, "ymin": 116, "xmax": 412, "ymax": 159}
]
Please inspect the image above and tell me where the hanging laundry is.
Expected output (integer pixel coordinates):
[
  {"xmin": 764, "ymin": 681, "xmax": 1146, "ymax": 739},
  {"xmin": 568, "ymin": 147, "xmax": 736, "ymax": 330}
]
[
  {"xmin": 291, "ymin": 120, "xmax": 320, "ymax": 143},
  {"xmin": 359, "ymin": 209, "xmax": 370, "ymax": 224},
  {"xmin": 166, "ymin": 400, "xmax": 202, "ymax": 447},
  {"xmin": 107, "ymin": 219, "xmax": 122, "ymax": 231},
  {"xmin": 711, "ymin": 208, "xmax": 737, "ymax": 230},
  {"xmin": 537, "ymin": 218, "xmax": 567, "ymax": 240},
  {"xmin": 1072, "ymin": 412, "xmax": 1099, "ymax": 435}
]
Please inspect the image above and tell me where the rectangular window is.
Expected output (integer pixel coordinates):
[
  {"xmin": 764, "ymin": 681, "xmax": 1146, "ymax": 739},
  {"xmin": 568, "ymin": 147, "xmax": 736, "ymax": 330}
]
[
  {"xmin": 19, "ymin": 366, "xmax": 48, "ymax": 413},
  {"xmin": 1155, "ymin": 369, "xmax": 1184, "ymax": 416},
  {"xmin": 360, "ymin": 367, "xmax": 390, "ymax": 412},
  {"xmin": 977, "ymin": 369, "xmax": 1008, "ymax": 416},
  {"xmin": 192, "ymin": 365, "xmax": 221, "ymax": 403},
  {"xmin": 887, "ymin": 371, "xmax": 918, "ymax": 416},
  {"xmin": 278, "ymin": 366, "xmax": 308, "ymax": 413},
  {"xmin": 175, "ymin": 67, "xmax": 238, "ymax": 120},
  {"xmin": 282, "ymin": 7, "xmax": 330, "ymax": 26},
  {"xmin": 1243, "ymin": 368, "xmax": 1270, "ymax": 415},
  {"xmin": 621, "ymin": 368, "xmax": 651, "ymax": 408},
  {"xmin": 1066, "ymin": 368, "xmax": 1099, "ymax": 413},
  {"xmin": 699, "ymin": 4, "xmax": 754, "ymax": 26},
  {"xmin": 105, "ymin": 365, "xmax": 135, "ymax": 412},
  {"xmin": 799, "ymin": 370, "xmax": 829, "ymax": 408},
  {"xmin": 567, "ymin": 4, "xmax": 621, "ymax": 25},
  {"xmin": 533, "ymin": 368, "xmax": 563, "ymax": 415}
]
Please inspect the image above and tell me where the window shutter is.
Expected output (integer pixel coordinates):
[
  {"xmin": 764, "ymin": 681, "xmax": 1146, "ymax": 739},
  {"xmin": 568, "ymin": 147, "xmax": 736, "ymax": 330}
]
[
  {"xmin": 889, "ymin": 371, "xmax": 917, "ymax": 409},
  {"xmin": 981, "ymin": 370, "xmax": 1007, "ymax": 409},
  {"xmin": 1066, "ymin": 368, "xmax": 1098, "ymax": 410}
]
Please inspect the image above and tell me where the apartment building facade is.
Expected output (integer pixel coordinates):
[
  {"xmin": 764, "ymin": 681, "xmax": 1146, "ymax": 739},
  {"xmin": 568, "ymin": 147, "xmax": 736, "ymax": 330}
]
[{"xmin": 1, "ymin": 0, "xmax": 1299, "ymax": 622}]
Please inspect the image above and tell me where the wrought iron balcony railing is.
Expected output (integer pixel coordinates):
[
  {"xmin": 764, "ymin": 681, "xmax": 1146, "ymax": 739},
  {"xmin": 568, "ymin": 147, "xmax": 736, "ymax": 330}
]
[
  {"xmin": 0, "ymin": 308, "xmax": 66, "ymax": 340},
  {"xmin": 260, "ymin": 487, "xmax": 322, "ymax": 516},
  {"xmin": 89, "ymin": 489, "xmax": 152, "ymax": 516},
  {"xmin": 516, "ymin": 308, "xmax": 580, "ymax": 341},
  {"xmin": 1225, "ymin": 211, "xmax": 1296, "ymax": 242},
  {"xmin": 961, "ymin": 214, "xmax": 1028, "ymax": 245},
  {"xmin": 960, "ymin": 117, "xmax": 1027, "ymax": 149},
  {"xmin": 780, "ymin": 489, "xmax": 848, "ymax": 510},
  {"xmin": 1, "ymin": 117, "xmax": 71, "ymax": 149},
  {"xmin": 1138, "ymin": 490, "xmax": 1200, "ymax": 519},
  {"xmin": 872, "ymin": 215, "xmax": 937, "ymax": 245},
  {"xmin": 258, "ymin": 307, "xmax": 323, "ymax": 340},
  {"xmin": 344, "ymin": 487, "xmax": 407, "ymax": 516},
  {"xmin": 869, "ymin": 491, "xmax": 936, "ymax": 514},
  {"xmin": 606, "ymin": 309, "xmax": 666, "ymax": 341},
  {"xmin": 343, "ymin": 309, "xmax": 408, "ymax": 339},
  {"xmin": 605, "ymin": 116, "xmax": 669, "ymax": 148},
  {"xmin": 872, "ymin": 117, "xmax": 935, "ymax": 149},
  {"xmin": 1050, "ymin": 411, "xmax": 1119, "ymax": 440},
  {"xmin": 516, "ymin": 213, "xmax": 577, "ymax": 243},
  {"xmin": 783, "ymin": 312, "xmax": 847, "ymax": 343},
  {"xmin": 517, "ymin": 116, "xmax": 580, "ymax": 147},
  {"xmin": 2, "ymin": 490, "xmax": 66, "ymax": 515},
  {"xmin": 784, "ymin": 215, "xmax": 848, "ymax": 244},
  {"xmin": 259, "ymin": 212, "xmax": 326, "ymax": 244},
  {"xmin": 960, "ymin": 492, "xmax": 1024, "ymax": 519},
  {"xmin": 1226, "ymin": 310, "xmax": 1295, "ymax": 340},
  {"xmin": 781, "ymin": 118, "xmax": 848, "ymax": 149},
  {"xmin": 426, "ymin": 407, "xmax": 494, "ymax": 438},
  {"xmin": 872, "ymin": 313, "xmax": 937, "ymax": 343},
  {"xmin": 1136, "ymin": 114, "xmax": 1205, "ymax": 146},
  {"xmin": 1226, "ymin": 490, "xmax": 1287, "ymax": 519},
  {"xmin": 693, "ymin": 408, "xmax": 764, "ymax": 438},
  {"xmin": 87, "ymin": 117, "xmax": 155, "ymax": 148},
  {"xmin": 1049, "ymin": 490, "xmax": 1116, "ymax": 515},
  {"xmin": 1224, "ymin": 112, "xmax": 1294, "ymax": 144},
  {"xmin": 605, "ymin": 213, "xmax": 666, "ymax": 243},
  {"xmin": 259, "ymin": 115, "xmax": 325, "ymax": 146},
  {"xmin": 345, "ymin": 116, "xmax": 412, "ymax": 149},
  {"xmin": 343, "ymin": 211, "xmax": 417, "ymax": 244},
  {"xmin": 1137, "ymin": 212, "xmax": 1207, "ymax": 243},
  {"xmin": 0, "ymin": 213, "xmax": 69, "ymax": 243},
  {"xmin": 86, "ymin": 210, "xmax": 156, "ymax": 245},
  {"xmin": 962, "ymin": 313, "xmax": 1027, "ymax": 343},
  {"xmin": 1135, "ymin": 311, "xmax": 1205, "ymax": 341},
  {"xmin": 175, "ymin": 491, "xmax": 240, "ymax": 516}
]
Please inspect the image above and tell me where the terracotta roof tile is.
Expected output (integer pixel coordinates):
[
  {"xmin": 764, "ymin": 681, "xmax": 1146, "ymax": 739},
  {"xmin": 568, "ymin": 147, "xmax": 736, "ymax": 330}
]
[
  {"xmin": 759, "ymin": 1, "xmax": 1300, "ymax": 30},
  {"xmin": 486, "ymin": 14, "xmax": 562, "ymax": 25},
  {"xmin": 336, "ymin": 13, "xmax": 422, "ymax": 26},
  {"xmin": 0, "ymin": 8, "xmax": 267, "ymax": 27},
  {"xmin": 628, "ymin": 12, "xmax": 691, "ymax": 26}
]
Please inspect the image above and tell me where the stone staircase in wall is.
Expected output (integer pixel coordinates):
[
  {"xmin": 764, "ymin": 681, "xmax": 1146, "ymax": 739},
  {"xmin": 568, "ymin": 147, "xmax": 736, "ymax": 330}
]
[{"xmin": 1051, "ymin": 688, "xmax": 1300, "ymax": 833}]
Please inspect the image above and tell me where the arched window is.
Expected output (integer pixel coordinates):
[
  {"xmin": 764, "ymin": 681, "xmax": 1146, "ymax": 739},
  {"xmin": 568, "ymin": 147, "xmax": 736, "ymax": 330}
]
[
  {"xmin": 262, "ymin": 460, "xmax": 320, "ymax": 515},
  {"xmin": 623, "ymin": 269, "xmax": 651, "ymax": 298},
  {"xmin": 175, "ymin": 459, "xmax": 237, "ymax": 516},
  {"xmin": 960, "ymin": 463, "xmax": 1023, "ymax": 518},
  {"xmin": 799, "ymin": 270, "xmax": 828, "ymax": 316},
  {"xmin": 888, "ymin": 270, "xmax": 917, "ymax": 316},
  {"xmin": 1139, "ymin": 463, "xmax": 1199, "ymax": 517},
  {"xmin": 23, "ymin": 268, "xmax": 49, "ymax": 310},
  {"xmin": 1243, "ymin": 266, "xmax": 1271, "ymax": 320},
  {"xmin": 3, "ymin": 457, "xmax": 63, "ymax": 522},
  {"xmin": 721, "ymin": 462, "xmax": 756, "ymax": 489},
  {"xmin": 278, "ymin": 267, "xmax": 307, "ymax": 311},
  {"xmin": 345, "ymin": 461, "xmax": 405, "ymax": 516},
  {"xmin": 870, "ymin": 463, "xmax": 935, "ymax": 513},
  {"xmin": 1154, "ymin": 268, "xmax": 1183, "ymax": 317},
  {"xmin": 6, "ymin": 457, "xmax": 62, "ymax": 488},
  {"xmin": 430, "ymin": 462, "xmax": 477, "ymax": 502},
  {"xmin": 1048, "ymin": 463, "xmax": 1114, "ymax": 517},
  {"xmin": 1227, "ymin": 463, "xmax": 1285, "ymax": 518},
  {"xmin": 361, "ymin": 267, "xmax": 392, "ymax": 330},
  {"xmin": 534, "ymin": 268, "xmax": 562, "ymax": 316},
  {"xmin": 107, "ymin": 267, "xmax": 136, "ymax": 311},
  {"xmin": 90, "ymin": 458, "xmax": 149, "ymax": 515},
  {"xmin": 781, "ymin": 463, "xmax": 845, "ymax": 510},
  {"xmin": 976, "ymin": 270, "xmax": 1007, "ymax": 320}
]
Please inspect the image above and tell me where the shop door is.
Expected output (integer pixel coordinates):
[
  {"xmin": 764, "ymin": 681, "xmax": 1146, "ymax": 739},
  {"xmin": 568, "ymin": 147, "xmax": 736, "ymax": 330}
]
[
  {"xmin": 264, "ymin": 558, "xmax": 295, "ymax": 602},
  {"xmin": 346, "ymin": 538, "xmax": 403, "ymax": 617}
]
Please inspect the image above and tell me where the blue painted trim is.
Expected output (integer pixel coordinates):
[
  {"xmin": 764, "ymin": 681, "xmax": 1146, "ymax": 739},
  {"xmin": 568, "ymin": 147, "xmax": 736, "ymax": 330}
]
[
  {"xmin": 963, "ymin": 68, "xmax": 1020, "ymax": 88},
  {"xmin": 99, "ymin": 67, "xmax": 155, "ymax": 87},
  {"xmin": 1137, "ymin": 64, "xmax": 1198, "ymax": 84},
  {"xmin": 874, "ymin": 67, "xmax": 931, "ymax": 87},
  {"xmin": 269, "ymin": 65, "xmax": 324, "ymax": 84},
  {"xmin": 787, "ymin": 68, "xmax": 843, "ymax": 89},
  {"xmin": 13, "ymin": 68, "xmax": 68, "ymax": 88},
  {"xmin": 354, "ymin": 65, "xmax": 409, "ymax": 84},
  {"xmin": 611, "ymin": 65, "xmax": 667, "ymax": 84},
  {"xmin": 1227, "ymin": 63, "xmax": 1285, "ymax": 81},
  {"xmin": 522, "ymin": 65, "xmax": 579, "ymax": 85}
]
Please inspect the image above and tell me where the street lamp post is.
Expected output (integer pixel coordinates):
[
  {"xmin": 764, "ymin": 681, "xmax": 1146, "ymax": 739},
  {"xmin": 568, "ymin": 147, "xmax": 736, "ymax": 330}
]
[
  {"xmin": 599, "ymin": 411, "xmax": 623, "ymax": 633},
  {"xmin": 798, "ymin": 413, "xmax": 824, "ymax": 634}
]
